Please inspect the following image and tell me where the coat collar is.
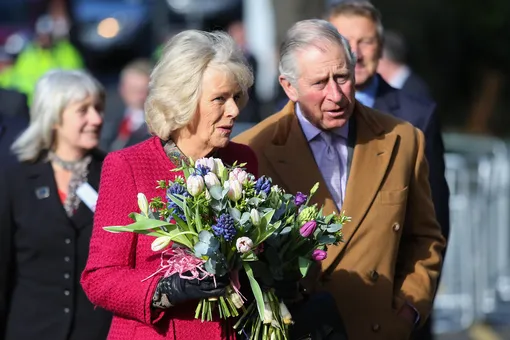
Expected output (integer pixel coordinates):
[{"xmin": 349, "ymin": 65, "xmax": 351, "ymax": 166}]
[
  {"xmin": 25, "ymin": 151, "xmax": 103, "ymax": 229},
  {"xmin": 263, "ymin": 101, "xmax": 397, "ymax": 273}
]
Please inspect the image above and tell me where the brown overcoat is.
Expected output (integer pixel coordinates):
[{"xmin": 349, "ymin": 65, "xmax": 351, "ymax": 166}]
[{"xmin": 233, "ymin": 101, "xmax": 446, "ymax": 340}]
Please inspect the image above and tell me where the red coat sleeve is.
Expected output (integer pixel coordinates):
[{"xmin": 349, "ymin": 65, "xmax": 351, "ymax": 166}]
[{"xmin": 80, "ymin": 152, "xmax": 164, "ymax": 325}]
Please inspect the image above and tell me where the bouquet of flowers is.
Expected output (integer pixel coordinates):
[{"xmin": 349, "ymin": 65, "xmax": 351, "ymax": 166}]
[{"xmin": 103, "ymin": 157, "xmax": 350, "ymax": 339}]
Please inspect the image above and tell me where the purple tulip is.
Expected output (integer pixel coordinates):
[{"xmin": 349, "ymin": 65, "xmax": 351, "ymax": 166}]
[
  {"xmin": 312, "ymin": 249, "xmax": 327, "ymax": 261},
  {"xmin": 294, "ymin": 192, "xmax": 307, "ymax": 207},
  {"xmin": 299, "ymin": 221, "xmax": 317, "ymax": 238}
]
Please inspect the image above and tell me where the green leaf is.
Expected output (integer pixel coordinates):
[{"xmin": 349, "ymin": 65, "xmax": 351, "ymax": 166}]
[
  {"xmin": 103, "ymin": 226, "xmax": 170, "ymax": 238},
  {"xmin": 167, "ymin": 194, "xmax": 184, "ymax": 211},
  {"xmin": 326, "ymin": 224, "xmax": 342, "ymax": 233},
  {"xmin": 124, "ymin": 214, "xmax": 173, "ymax": 231},
  {"xmin": 318, "ymin": 234, "xmax": 336, "ymax": 244},
  {"xmin": 254, "ymin": 220, "xmax": 281, "ymax": 245},
  {"xmin": 229, "ymin": 207, "xmax": 241, "ymax": 221},
  {"xmin": 173, "ymin": 214, "xmax": 189, "ymax": 231},
  {"xmin": 195, "ymin": 206, "xmax": 203, "ymax": 233},
  {"xmin": 166, "ymin": 231, "xmax": 197, "ymax": 249},
  {"xmin": 243, "ymin": 262, "xmax": 264, "ymax": 320},
  {"xmin": 299, "ymin": 256, "xmax": 312, "ymax": 277},
  {"xmin": 241, "ymin": 251, "xmax": 259, "ymax": 262},
  {"xmin": 209, "ymin": 185, "xmax": 223, "ymax": 200},
  {"xmin": 323, "ymin": 214, "xmax": 334, "ymax": 225},
  {"xmin": 240, "ymin": 212, "xmax": 251, "ymax": 226}
]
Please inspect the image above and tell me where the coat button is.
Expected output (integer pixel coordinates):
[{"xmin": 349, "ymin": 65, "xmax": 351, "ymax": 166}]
[
  {"xmin": 369, "ymin": 270, "xmax": 379, "ymax": 282},
  {"xmin": 392, "ymin": 222, "xmax": 400, "ymax": 232},
  {"xmin": 64, "ymin": 256, "xmax": 70, "ymax": 262},
  {"xmin": 64, "ymin": 290, "xmax": 70, "ymax": 296},
  {"xmin": 65, "ymin": 238, "xmax": 71, "ymax": 244},
  {"xmin": 64, "ymin": 273, "xmax": 70, "ymax": 279},
  {"xmin": 372, "ymin": 323, "xmax": 380, "ymax": 332},
  {"xmin": 64, "ymin": 308, "xmax": 70, "ymax": 314}
]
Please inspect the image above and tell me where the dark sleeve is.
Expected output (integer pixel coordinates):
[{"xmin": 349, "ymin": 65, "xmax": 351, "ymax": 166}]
[
  {"xmin": 0, "ymin": 169, "xmax": 14, "ymax": 335},
  {"xmin": 423, "ymin": 108, "xmax": 450, "ymax": 242},
  {"xmin": 14, "ymin": 92, "xmax": 29, "ymax": 122}
]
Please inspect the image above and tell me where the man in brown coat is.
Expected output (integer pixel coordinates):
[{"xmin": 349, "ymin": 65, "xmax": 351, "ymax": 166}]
[{"xmin": 233, "ymin": 19, "xmax": 445, "ymax": 340}]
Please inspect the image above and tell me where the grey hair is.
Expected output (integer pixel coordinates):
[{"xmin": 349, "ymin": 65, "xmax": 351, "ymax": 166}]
[
  {"xmin": 145, "ymin": 30, "xmax": 254, "ymax": 140},
  {"xmin": 11, "ymin": 69, "xmax": 105, "ymax": 162},
  {"xmin": 326, "ymin": 1, "xmax": 384, "ymax": 43},
  {"xmin": 279, "ymin": 19, "xmax": 356, "ymax": 85}
]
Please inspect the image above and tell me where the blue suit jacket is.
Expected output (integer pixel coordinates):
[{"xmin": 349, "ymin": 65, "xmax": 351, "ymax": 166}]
[{"xmin": 374, "ymin": 77, "xmax": 450, "ymax": 241}]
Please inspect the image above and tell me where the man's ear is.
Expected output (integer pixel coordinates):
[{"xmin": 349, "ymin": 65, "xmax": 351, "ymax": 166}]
[{"xmin": 279, "ymin": 75, "xmax": 299, "ymax": 102}]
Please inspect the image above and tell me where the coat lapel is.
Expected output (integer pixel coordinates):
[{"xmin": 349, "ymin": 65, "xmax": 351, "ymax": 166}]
[
  {"xmin": 322, "ymin": 104, "xmax": 397, "ymax": 273},
  {"xmin": 262, "ymin": 104, "xmax": 338, "ymax": 216},
  {"xmin": 69, "ymin": 155, "xmax": 102, "ymax": 229},
  {"xmin": 27, "ymin": 160, "xmax": 71, "ymax": 228}
]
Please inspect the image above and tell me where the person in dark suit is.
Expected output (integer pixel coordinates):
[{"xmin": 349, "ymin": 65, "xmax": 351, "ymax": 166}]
[
  {"xmin": 0, "ymin": 88, "xmax": 30, "ymax": 121},
  {"xmin": 0, "ymin": 70, "xmax": 112, "ymax": 340},
  {"xmin": 100, "ymin": 59, "xmax": 152, "ymax": 152},
  {"xmin": 327, "ymin": 2, "xmax": 449, "ymax": 339},
  {"xmin": 377, "ymin": 30, "xmax": 432, "ymax": 100}
]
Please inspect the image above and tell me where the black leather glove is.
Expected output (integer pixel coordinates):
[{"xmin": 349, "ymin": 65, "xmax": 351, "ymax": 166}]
[
  {"xmin": 152, "ymin": 272, "xmax": 229, "ymax": 309},
  {"xmin": 273, "ymin": 270, "xmax": 303, "ymax": 304}
]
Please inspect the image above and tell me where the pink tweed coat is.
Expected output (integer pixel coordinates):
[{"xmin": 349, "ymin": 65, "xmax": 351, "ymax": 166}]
[{"xmin": 81, "ymin": 137, "xmax": 258, "ymax": 340}]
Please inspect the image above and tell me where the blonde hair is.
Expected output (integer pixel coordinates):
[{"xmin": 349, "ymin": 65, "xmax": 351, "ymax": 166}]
[
  {"xmin": 11, "ymin": 69, "xmax": 104, "ymax": 162},
  {"xmin": 144, "ymin": 30, "xmax": 254, "ymax": 140}
]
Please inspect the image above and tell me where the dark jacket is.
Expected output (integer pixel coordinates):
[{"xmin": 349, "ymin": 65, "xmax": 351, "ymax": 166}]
[
  {"xmin": 0, "ymin": 150, "xmax": 112, "ymax": 340},
  {"xmin": 374, "ymin": 76, "xmax": 450, "ymax": 242},
  {"xmin": 0, "ymin": 114, "xmax": 28, "ymax": 166},
  {"xmin": 0, "ymin": 89, "xmax": 29, "ymax": 121}
]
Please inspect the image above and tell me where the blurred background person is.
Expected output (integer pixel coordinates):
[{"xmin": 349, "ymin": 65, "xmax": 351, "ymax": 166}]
[
  {"xmin": 0, "ymin": 88, "xmax": 29, "ymax": 165},
  {"xmin": 0, "ymin": 70, "xmax": 112, "ymax": 340},
  {"xmin": 327, "ymin": 2, "xmax": 449, "ymax": 339},
  {"xmin": 100, "ymin": 59, "xmax": 152, "ymax": 152},
  {"xmin": 377, "ymin": 29, "xmax": 432, "ymax": 100},
  {"xmin": 6, "ymin": 14, "xmax": 84, "ymax": 104},
  {"xmin": 81, "ymin": 30, "xmax": 256, "ymax": 340},
  {"xmin": 227, "ymin": 20, "xmax": 261, "ymax": 123},
  {"xmin": 0, "ymin": 87, "xmax": 30, "ymax": 121}
]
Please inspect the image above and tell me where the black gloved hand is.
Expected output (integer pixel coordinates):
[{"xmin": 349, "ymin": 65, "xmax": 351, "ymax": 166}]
[
  {"xmin": 152, "ymin": 272, "xmax": 229, "ymax": 309},
  {"xmin": 273, "ymin": 270, "xmax": 303, "ymax": 304}
]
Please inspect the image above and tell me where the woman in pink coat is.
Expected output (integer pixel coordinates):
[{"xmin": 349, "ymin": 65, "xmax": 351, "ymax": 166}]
[{"xmin": 81, "ymin": 30, "xmax": 257, "ymax": 340}]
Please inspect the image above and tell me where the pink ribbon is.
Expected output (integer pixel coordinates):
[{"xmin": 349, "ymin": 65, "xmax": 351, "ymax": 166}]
[{"xmin": 142, "ymin": 247, "xmax": 213, "ymax": 282}]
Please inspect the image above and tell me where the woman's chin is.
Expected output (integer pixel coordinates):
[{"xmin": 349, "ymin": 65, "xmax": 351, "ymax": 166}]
[{"xmin": 212, "ymin": 137, "xmax": 230, "ymax": 149}]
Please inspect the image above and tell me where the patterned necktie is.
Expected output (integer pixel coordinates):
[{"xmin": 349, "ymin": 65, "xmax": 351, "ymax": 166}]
[{"xmin": 319, "ymin": 132, "xmax": 343, "ymax": 210}]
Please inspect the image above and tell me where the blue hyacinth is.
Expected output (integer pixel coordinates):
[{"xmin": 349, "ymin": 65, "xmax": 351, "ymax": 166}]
[
  {"xmin": 255, "ymin": 176, "xmax": 271, "ymax": 196},
  {"xmin": 167, "ymin": 183, "xmax": 189, "ymax": 197},
  {"xmin": 212, "ymin": 214, "xmax": 237, "ymax": 242},
  {"xmin": 167, "ymin": 183, "xmax": 190, "ymax": 222},
  {"xmin": 193, "ymin": 165, "xmax": 211, "ymax": 177}
]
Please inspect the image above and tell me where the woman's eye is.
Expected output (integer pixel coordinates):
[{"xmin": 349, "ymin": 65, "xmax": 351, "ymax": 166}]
[{"xmin": 213, "ymin": 96, "xmax": 225, "ymax": 102}]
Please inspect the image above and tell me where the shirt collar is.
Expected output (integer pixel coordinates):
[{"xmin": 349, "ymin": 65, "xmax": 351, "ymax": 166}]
[
  {"xmin": 295, "ymin": 103, "xmax": 349, "ymax": 142},
  {"xmin": 354, "ymin": 75, "xmax": 379, "ymax": 108},
  {"xmin": 388, "ymin": 65, "xmax": 411, "ymax": 90}
]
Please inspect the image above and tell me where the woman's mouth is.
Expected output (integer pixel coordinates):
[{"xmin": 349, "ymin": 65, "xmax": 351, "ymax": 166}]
[{"xmin": 217, "ymin": 125, "xmax": 233, "ymax": 135}]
